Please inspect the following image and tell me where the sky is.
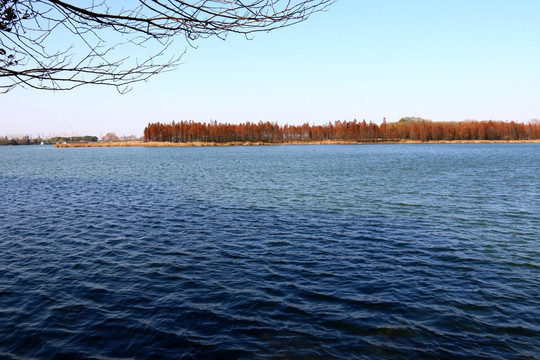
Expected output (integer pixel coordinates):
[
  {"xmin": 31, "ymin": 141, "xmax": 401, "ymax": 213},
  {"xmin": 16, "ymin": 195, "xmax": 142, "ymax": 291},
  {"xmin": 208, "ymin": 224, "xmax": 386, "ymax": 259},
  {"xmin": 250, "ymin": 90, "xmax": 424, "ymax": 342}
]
[{"xmin": 2, "ymin": 0, "xmax": 540, "ymax": 138}]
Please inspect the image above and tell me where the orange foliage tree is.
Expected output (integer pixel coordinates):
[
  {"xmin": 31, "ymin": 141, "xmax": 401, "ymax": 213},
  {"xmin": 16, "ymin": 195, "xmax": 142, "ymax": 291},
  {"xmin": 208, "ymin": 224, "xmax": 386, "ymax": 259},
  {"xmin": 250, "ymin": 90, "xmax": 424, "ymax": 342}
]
[{"xmin": 144, "ymin": 118, "xmax": 540, "ymax": 143}]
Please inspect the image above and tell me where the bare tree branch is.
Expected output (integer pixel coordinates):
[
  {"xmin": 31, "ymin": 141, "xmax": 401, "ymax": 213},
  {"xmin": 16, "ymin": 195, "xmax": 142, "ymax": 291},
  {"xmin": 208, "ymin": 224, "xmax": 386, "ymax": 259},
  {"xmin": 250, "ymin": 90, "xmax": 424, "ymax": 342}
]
[{"xmin": 0, "ymin": 0, "xmax": 334, "ymax": 93}]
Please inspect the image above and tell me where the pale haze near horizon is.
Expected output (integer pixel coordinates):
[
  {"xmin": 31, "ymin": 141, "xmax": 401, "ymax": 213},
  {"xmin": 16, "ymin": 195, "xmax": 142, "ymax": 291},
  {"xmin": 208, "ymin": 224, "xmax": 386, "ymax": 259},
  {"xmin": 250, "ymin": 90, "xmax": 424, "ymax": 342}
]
[{"xmin": 1, "ymin": 0, "xmax": 539, "ymax": 138}]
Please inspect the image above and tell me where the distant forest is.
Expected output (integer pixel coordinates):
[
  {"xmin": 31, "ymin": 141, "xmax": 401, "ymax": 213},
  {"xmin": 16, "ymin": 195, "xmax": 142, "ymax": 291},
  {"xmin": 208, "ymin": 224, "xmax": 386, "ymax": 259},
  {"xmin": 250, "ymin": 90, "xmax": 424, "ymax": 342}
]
[
  {"xmin": 0, "ymin": 135, "xmax": 98, "ymax": 146},
  {"xmin": 144, "ymin": 118, "xmax": 540, "ymax": 143}
]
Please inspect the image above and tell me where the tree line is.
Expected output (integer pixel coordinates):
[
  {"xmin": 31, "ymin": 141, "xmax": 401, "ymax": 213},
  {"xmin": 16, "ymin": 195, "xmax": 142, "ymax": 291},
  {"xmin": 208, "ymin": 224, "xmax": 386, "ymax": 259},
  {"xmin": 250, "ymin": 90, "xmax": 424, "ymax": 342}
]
[
  {"xmin": 48, "ymin": 136, "xmax": 98, "ymax": 143},
  {"xmin": 0, "ymin": 135, "xmax": 37, "ymax": 145},
  {"xmin": 0, "ymin": 135, "xmax": 98, "ymax": 145},
  {"xmin": 144, "ymin": 118, "xmax": 540, "ymax": 143}
]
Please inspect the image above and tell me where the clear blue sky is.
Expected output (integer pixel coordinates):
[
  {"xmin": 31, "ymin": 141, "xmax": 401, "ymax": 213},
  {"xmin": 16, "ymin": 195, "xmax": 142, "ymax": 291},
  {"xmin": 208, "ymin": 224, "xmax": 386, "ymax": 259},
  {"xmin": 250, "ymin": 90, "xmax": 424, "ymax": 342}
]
[{"xmin": 2, "ymin": 0, "xmax": 540, "ymax": 138}]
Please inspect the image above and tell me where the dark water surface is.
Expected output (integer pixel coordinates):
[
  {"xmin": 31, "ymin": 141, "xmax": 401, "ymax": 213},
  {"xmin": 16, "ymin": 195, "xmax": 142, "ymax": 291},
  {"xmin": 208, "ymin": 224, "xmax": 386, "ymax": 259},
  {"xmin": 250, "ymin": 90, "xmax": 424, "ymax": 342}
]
[{"xmin": 1, "ymin": 144, "xmax": 539, "ymax": 359}]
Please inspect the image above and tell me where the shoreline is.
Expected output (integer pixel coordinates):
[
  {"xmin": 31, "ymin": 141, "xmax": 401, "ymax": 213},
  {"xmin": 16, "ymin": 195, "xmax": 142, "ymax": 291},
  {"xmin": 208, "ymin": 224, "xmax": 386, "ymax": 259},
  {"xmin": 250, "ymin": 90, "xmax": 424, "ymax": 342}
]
[{"xmin": 54, "ymin": 139, "xmax": 540, "ymax": 148}]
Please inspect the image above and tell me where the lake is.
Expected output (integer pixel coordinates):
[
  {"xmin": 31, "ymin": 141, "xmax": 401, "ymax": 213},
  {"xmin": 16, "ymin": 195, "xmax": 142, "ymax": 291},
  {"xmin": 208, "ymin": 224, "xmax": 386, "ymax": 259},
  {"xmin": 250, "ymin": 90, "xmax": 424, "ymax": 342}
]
[{"xmin": 0, "ymin": 144, "xmax": 539, "ymax": 359}]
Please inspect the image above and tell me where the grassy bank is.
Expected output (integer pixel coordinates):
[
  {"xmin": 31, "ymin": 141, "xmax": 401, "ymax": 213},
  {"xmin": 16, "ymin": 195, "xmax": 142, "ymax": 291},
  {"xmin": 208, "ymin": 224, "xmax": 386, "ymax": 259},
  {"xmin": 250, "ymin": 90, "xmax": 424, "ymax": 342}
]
[
  {"xmin": 54, "ymin": 140, "xmax": 367, "ymax": 147},
  {"xmin": 54, "ymin": 139, "xmax": 540, "ymax": 148}
]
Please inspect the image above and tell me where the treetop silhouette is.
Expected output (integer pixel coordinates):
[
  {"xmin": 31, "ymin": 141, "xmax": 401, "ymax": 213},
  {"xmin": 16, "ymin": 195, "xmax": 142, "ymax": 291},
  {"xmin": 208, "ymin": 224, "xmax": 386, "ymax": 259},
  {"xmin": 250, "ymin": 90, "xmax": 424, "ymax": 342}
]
[{"xmin": 0, "ymin": 0, "xmax": 333, "ymax": 93}]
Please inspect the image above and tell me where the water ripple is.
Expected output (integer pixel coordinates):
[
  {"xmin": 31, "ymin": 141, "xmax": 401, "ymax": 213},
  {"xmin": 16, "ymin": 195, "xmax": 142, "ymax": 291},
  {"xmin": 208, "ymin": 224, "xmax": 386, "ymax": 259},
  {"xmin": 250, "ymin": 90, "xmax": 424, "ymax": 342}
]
[{"xmin": 0, "ymin": 144, "xmax": 539, "ymax": 359}]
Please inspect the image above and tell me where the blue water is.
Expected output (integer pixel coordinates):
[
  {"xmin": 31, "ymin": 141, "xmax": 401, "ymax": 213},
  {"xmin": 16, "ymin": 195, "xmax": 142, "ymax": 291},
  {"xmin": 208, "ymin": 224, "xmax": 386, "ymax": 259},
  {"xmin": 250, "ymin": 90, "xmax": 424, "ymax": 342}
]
[{"xmin": 0, "ymin": 144, "xmax": 539, "ymax": 359}]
